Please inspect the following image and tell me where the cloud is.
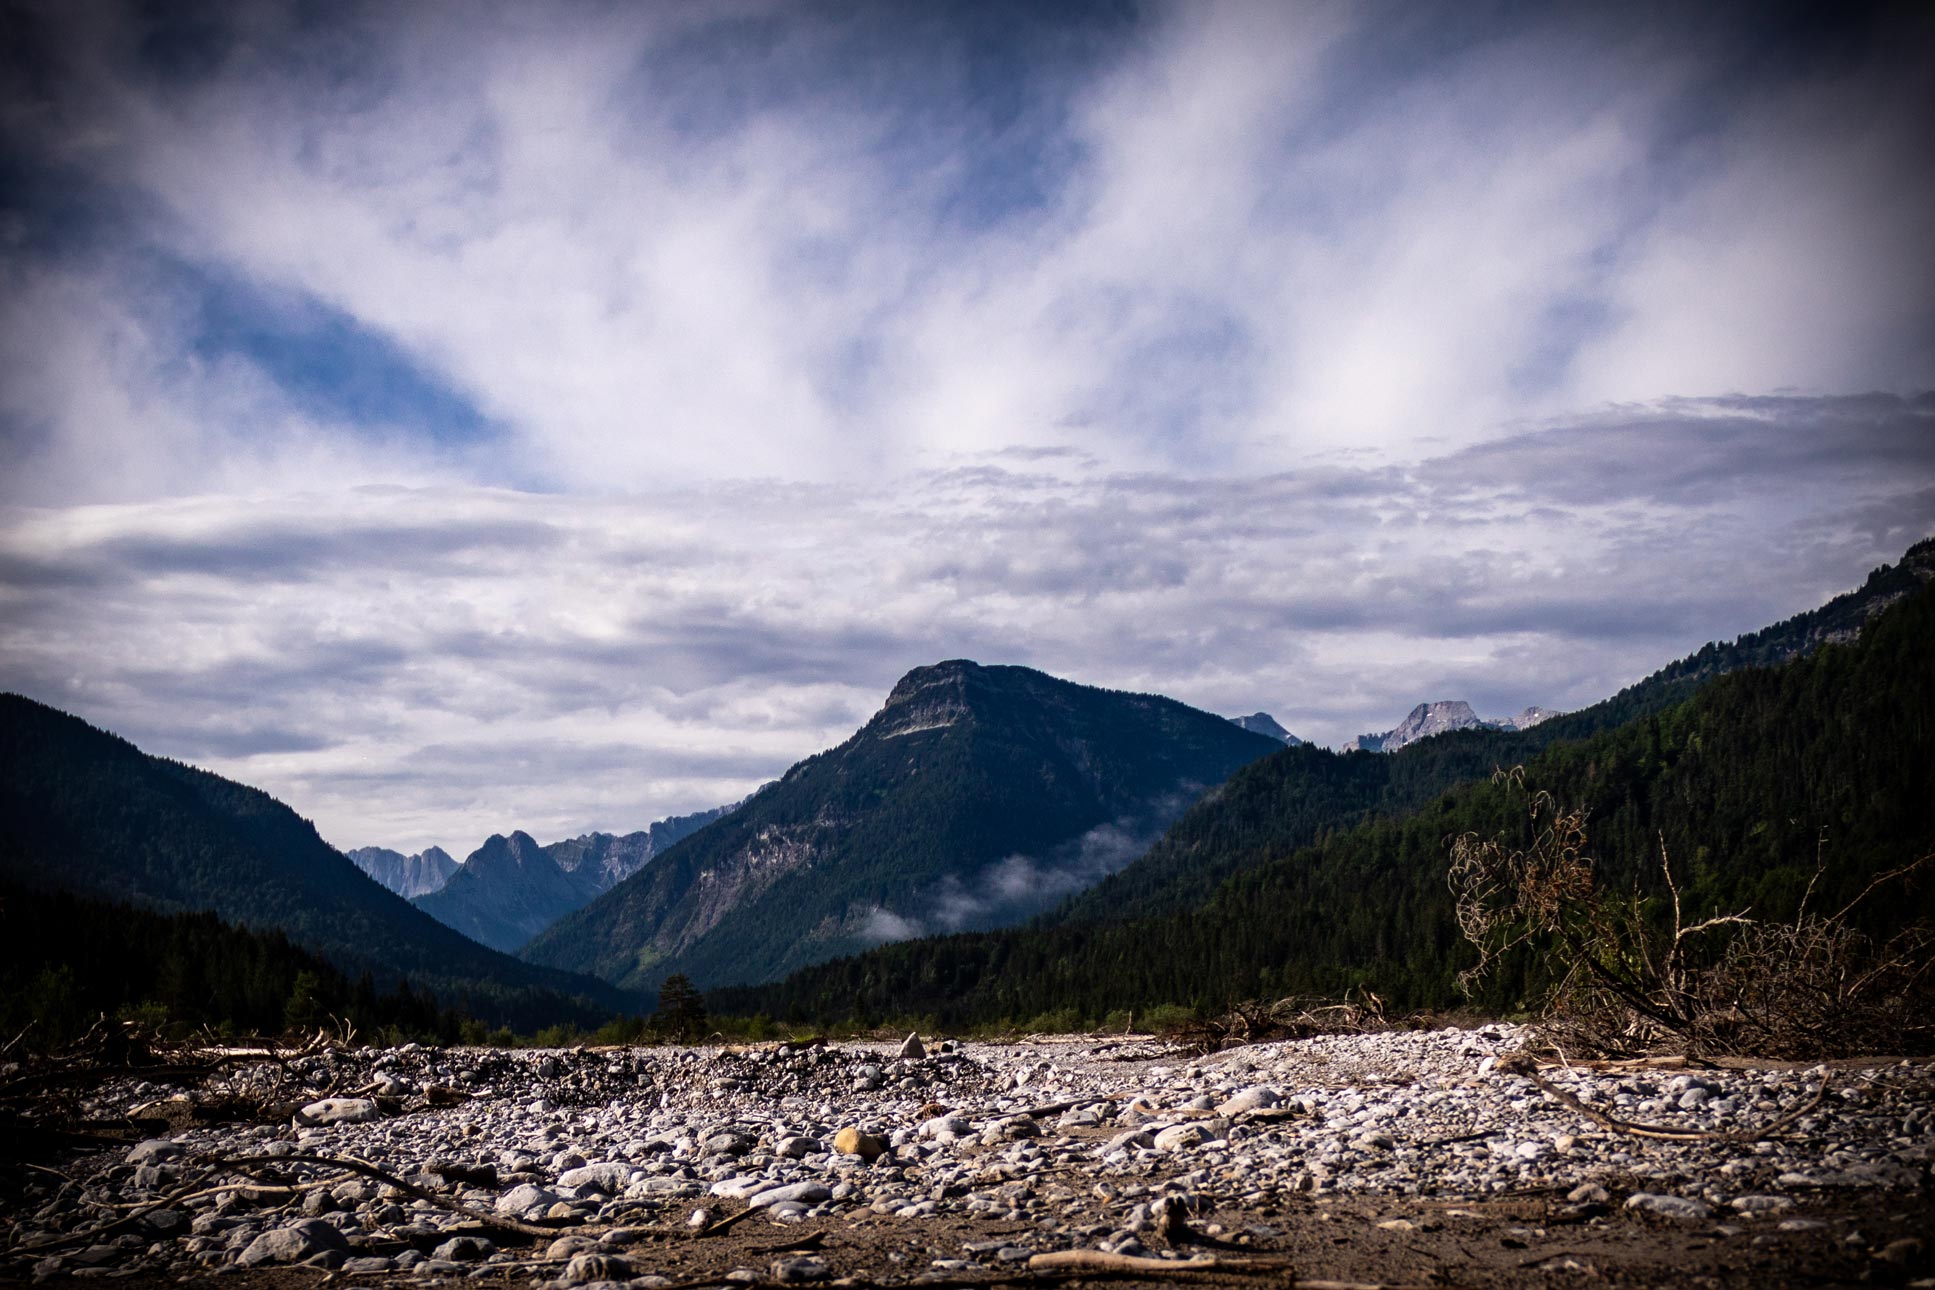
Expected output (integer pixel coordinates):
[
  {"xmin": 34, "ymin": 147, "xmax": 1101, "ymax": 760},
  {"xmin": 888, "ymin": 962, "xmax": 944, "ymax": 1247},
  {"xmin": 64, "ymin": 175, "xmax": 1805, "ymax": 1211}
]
[
  {"xmin": 1, "ymin": 394, "xmax": 1926, "ymax": 854},
  {"xmin": 2, "ymin": 2, "xmax": 1930, "ymax": 504},
  {"xmin": 855, "ymin": 811, "xmax": 1176, "ymax": 945},
  {"xmin": 1, "ymin": 5, "xmax": 1930, "ymax": 857}
]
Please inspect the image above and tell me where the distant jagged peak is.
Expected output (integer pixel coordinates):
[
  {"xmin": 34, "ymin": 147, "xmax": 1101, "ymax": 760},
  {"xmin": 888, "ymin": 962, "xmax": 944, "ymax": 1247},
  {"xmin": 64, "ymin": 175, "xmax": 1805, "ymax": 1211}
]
[
  {"xmin": 1346, "ymin": 698, "xmax": 1563, "ymax": 753},
  {"xmin": 1227, "ymin": 712, "xmax": 1303, "ymax": 745},
  {"xmin": 344, "ymin": 843, "xmax": 458, "ymax": 899},
  {"xmin": 465, "ymin": 830, "xmax": 547, "ymax": 868}
]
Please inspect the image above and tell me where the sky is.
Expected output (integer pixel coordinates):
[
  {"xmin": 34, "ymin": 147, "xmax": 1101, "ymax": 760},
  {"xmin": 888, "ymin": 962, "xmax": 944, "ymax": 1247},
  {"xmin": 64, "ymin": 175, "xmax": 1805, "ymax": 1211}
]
[{"xmin": 1, "ymin": 0, "xmax": 1931, "ymax": 857}]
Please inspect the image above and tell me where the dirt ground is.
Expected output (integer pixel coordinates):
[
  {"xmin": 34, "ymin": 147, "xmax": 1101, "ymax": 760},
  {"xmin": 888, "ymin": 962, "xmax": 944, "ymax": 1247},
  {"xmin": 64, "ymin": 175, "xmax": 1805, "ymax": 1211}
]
[{"xmin": 8, "ymin": 1186, "xmax": 1931, "ymax": 1289}]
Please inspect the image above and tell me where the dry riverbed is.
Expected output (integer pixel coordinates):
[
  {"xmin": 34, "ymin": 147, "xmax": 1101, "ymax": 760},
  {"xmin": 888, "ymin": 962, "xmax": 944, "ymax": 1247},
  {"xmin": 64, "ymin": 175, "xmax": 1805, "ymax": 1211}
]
[{"xmin": 5, "ymin": 1025, "xmax": 1932, "ymax": 1288}]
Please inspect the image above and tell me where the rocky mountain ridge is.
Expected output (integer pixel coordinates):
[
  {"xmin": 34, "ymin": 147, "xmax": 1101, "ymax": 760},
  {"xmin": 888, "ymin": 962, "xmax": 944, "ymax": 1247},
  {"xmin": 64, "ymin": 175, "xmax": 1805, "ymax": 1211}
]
[
  {"xmin": 345, "ymin": 845, "xmax": 457, "ymax": 899},
  {"xmin": 409, "ymin": 807, "xmax": 732, "ymax": 954},
  {"xmin": 1344, "ymin": 699, "xmax": 1558, "ymax": 753}
]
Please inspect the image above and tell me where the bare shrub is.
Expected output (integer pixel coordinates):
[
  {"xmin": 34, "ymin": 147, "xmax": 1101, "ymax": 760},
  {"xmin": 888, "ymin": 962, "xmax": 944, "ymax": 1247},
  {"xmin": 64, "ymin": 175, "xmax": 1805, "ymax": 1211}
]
[
  {"xmin": 1448, "ymin": 768, "xmax": 1934, "ymax": 1058},
  {"xmin": 1167, "ymin": 988, "xmax": 1388, "ymax": 1056}
]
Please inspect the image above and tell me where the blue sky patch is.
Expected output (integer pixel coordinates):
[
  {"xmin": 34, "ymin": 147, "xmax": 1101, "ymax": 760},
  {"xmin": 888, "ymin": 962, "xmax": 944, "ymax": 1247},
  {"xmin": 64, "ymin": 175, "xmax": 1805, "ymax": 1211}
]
[{"xmin": 185, "ymin": 266, "xmax": 494, "ymax": 447}]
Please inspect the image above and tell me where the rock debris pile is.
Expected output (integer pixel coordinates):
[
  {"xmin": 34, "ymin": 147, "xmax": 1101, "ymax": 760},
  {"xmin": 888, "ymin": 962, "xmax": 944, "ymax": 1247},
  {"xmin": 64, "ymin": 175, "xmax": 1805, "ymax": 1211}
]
[{"xmin": 7, "ymin": 1026, "xmax": 1933, "ymax": 1286}]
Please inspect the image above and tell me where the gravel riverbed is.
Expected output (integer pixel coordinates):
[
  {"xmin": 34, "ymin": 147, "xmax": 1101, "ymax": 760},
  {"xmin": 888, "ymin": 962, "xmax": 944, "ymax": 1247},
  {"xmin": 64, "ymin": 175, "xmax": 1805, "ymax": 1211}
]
[{"xmin": 7, "ymin": 1025, "xmax": 1932, "ymax": 1287}]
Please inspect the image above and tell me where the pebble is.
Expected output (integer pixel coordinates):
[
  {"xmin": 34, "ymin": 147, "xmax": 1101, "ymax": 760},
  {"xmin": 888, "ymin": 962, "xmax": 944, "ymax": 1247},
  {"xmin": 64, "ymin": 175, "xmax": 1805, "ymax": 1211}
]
[{"xmin": 8, "ymin": 1026, "xmax": 1930, "ymax": 1283}]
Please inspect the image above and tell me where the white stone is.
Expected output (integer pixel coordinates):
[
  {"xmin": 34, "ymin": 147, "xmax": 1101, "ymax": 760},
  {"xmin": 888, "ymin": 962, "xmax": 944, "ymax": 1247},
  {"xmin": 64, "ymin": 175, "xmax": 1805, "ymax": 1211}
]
[
  {"xmin": 1625, "ymin": 1193, "xmax": 1713, "ymax": 1220},
  {"xmin": 292, "ymin": 1098, "xmax": 382, "ymax": 1127}
]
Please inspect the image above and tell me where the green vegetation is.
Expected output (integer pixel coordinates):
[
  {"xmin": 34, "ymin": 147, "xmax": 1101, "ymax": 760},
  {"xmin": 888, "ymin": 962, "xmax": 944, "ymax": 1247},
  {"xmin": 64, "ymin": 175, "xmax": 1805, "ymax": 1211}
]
[
  {"xmin": 0, "ymin": 883, "xmax": 475, "ymax": 1048},
  {"xmin": 0, "ymin": 694, "xmax": 636, "ymax": 1030},
  {"xmin": 522, "ymin": 660, "xmax": 1283, "ymax": 993},
  {"xmin": 1047, "ymin": 539, "xmax": 1935, "ymax": 930},
  {"xmin": 711, "ymin": 572, "xmax": 1935, "ymax": 1030}
]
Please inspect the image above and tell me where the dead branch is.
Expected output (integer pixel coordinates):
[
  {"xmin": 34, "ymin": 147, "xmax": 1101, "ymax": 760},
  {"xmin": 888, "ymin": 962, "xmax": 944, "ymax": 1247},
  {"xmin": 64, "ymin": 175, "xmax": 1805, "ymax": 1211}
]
[{"xmin": 1499, "ymin": 1056, "xmax": 1830, "ymax": 1142}]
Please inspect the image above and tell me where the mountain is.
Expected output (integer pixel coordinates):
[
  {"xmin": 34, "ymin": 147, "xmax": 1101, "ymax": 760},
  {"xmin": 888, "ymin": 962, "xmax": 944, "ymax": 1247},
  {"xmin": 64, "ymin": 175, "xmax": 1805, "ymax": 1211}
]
[
  {"xmin": 0, "ymin": 695, "xmax": 634, "ymax": 1028},
  {"xmin": 1045, "ymin": 539, "xmax": 1935, "ymax": 929},
  {"xmin": 409, "ymin": 807, "xmax": 732, "ymax": 954},
  {"xmin": 1344, "ymin": 699, "xmax": 1557, "ymax": 753},
  {"xmin": 543, "ymin": 807, "xmax": 733, "ymax": 888},
  {"xmin": 346, "ymin": 844, "xmax": 457, "ymax": 898},
  {"xmin": 714, "ymin": 565, "xmax": 1935, "ymax": 1028},
  {"xmin": 1229, "ymin": 712, "xmax": 1302, "ymax": 744},
  {"xmin": 414, "ymin": 831, "xmax": 601, "ymax": 954},
  {"xmin": 520, "ymin": 660, "xmax": 1285, "ymax": 993}
]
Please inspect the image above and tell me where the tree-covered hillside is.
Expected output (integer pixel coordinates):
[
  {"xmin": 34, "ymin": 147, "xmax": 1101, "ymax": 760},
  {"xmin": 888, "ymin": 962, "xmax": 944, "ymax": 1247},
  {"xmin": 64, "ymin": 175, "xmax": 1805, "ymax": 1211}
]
[
  {"xmin": 0, "ymin": 696, "xmax": 633, "ymax": 1029},
  {"xmin": 0, "ymin": 883, "xmax": 473, "ymax": 1047},
  {"xmin": 522, "ymin": 660, "xmax": 1283, "ymax": 993},
  {"xmin": 714, "ymin": 574, "xmax": 1935, "ymax": 1028},
  {"xmin": 1044, "ymin": 538, "xmax": 1935, "ymax": 929}
]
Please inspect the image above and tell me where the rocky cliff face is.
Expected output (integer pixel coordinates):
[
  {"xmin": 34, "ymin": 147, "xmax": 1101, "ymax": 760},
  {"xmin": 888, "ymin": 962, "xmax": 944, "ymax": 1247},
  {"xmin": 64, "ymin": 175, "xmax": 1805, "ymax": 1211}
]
[{"xmin": 345, "ymin": 845, "xmax": 457, "ymax": 899}]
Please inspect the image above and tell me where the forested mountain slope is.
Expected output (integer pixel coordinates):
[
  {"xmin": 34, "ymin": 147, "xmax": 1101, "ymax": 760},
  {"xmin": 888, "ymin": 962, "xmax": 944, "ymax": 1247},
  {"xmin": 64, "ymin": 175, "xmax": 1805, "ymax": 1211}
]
[
  {"xmin": 715, "ymin": 573, "xmax": 1935, "ymax": 1027},
  {"xmin": 1044, "ymin": 539, "xmax": 1935, "ymax": 929},
  {"xmin": 0, "ymin": 696, "xmax": 633, "ymax": 1028},
  {"xmin": 521, "ymin": 660, "xmax": 1283, "ymax": 993}
]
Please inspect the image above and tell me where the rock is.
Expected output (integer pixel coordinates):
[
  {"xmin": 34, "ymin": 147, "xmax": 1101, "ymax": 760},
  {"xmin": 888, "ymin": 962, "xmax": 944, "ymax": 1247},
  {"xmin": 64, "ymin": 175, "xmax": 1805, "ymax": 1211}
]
[
  {"xmin": 496, "ymin": 1182, "xmax": 561, "ymax": 1215},
  {"xmin": 1729, "ymin": 1195, "xmax": 1794, "ymax": 1214},
  {"xmin": 919, "ymin": 1115, "xmax": 972, "ymax": 1142},
  {"xmin": 702, "ymin": 1130, "xmax": 755, "ymax": 1156},
  {"xmin": 1567, "ymin": 1182, "xmax": 1610, "ymax": 1204},
  {"xmin": 564, "ymin": 1251, "xmax": 633, "ymax": 1283},
  {"xmin": 292, "ymin": 1097, "xmax": 382, "ymax": 1127},
  {"xmin": 341, "ymin": 1256, "xmax": 395, "ymax": 1273},
  {"xmin": 548, "ymin": 1235, "xmax": 597, "ymax": 1259},
  {"xmin": 1106, "ymin": 1128, "xmax": 1156, "ymax": 1152},
  {"xmin": 748, "ymin": 1182, "xmax": 832, "ymax": 1209},
  {"xmin": 432, "ymin": 1235, "xmax": 493, "ymax": 1262},
  {"xmin": 776, "ymin": 1135, "xmax": 822, "ymax": 1158},
  {"xmin": 833, "ymin": 1126, "xmax": 888, "ymax": 1161},
  {"xmin": 126, "ymin": 1139, "xmax": 186, "ymax": 1165},
  {"xmin": 235, "ymin": 1219, "xmax": 350, "ymax": 1267},
  {"xmin": 1625, "ymin": 1193, "xmax": 1714, "ymax": 1220},
  {"xmin": 900, "ymin": 1033, "xmax": 927, "ymax": 1060},
  {"xmin": 773, "ymin": 1255, "xmax": 831, "ymax": 1281},
  {"xmin": 1216, "ymin": 1086, "xmax": 1281, "ymax": 1115},
  {"xmin": 558, "ymin": 1162, "xmax": 633, "ymax": 1193},
  {"xmin": 1153, "ymin": 1123, "xmax": 1212, "ymax": 1151},
  {"xmin": 1874, "ymin": 1237, "xmax": 1925, "ymax": 1271}
]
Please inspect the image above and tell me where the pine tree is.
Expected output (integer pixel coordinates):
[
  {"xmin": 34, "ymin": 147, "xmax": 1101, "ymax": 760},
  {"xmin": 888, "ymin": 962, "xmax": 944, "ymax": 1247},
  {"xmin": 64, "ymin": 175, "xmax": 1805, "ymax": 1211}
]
[{"xmin": 656, "ymin": 974, "xmax": 707, "ymax": 1042}]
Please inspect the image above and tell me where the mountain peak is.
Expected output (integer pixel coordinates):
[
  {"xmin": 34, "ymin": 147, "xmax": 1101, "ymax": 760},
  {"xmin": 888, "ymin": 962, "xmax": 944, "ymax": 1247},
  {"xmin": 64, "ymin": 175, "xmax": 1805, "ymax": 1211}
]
[
  {"xmin": 875, "ymin": 659, "xmax": 986, "ymax": 737},
  {"xmin": 523, "ymin": 660, "xmax": 1286, "ymax": 993},
  {"xmin": 1347, "ymin": 699, "xmax": 1558, "ymax": 753},
  {"xmin": 346, "ymin": 844, "xmax": 458, "ymax": 899},
  {"xmin": 1228, "ymin": 712, "xmax": 1302, "ymax": 745}
]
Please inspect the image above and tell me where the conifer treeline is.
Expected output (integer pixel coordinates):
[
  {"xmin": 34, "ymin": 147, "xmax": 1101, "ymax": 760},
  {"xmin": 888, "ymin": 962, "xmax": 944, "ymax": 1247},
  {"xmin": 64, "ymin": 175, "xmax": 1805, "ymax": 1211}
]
[
  {"xmin": 0, "ymin": 883, "xmax": 476, "ymax": 1046},
  {"xmin": 712, "ymin": 578, "xmax": 1935, "ymax": 1029}
]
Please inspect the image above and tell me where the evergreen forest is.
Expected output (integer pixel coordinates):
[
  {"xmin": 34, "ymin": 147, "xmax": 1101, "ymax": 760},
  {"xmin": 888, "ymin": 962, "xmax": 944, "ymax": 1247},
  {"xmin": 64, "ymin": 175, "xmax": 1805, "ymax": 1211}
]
[{"xmin": 711, "ymin": 573, "xmax": 1935, "ymax": 1029}]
